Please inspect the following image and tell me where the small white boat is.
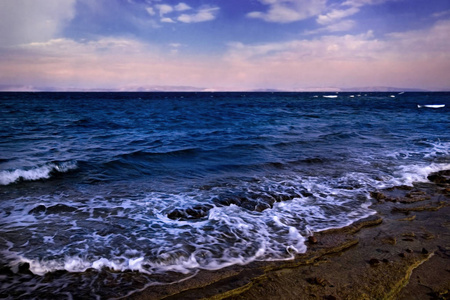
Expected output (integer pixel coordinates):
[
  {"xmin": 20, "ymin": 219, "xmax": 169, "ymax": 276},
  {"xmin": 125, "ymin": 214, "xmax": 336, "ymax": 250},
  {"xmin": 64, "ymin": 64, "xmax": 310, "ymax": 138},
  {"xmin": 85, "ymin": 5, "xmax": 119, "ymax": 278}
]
[
  {"xmin": 417, "ymin": 104, "xmax": 445, "ymax": 109},
  {"xmin": 323, "ymin": 95, "xmax": 338, "ymax": 98}
]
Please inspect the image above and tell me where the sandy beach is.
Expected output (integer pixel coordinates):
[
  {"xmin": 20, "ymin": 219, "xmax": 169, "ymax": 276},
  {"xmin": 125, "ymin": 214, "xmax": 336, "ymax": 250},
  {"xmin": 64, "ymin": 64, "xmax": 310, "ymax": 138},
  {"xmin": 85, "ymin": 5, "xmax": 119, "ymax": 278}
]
[{"xmin": 130, "ymin": 170, "xmax": 450, "ymax": 300}]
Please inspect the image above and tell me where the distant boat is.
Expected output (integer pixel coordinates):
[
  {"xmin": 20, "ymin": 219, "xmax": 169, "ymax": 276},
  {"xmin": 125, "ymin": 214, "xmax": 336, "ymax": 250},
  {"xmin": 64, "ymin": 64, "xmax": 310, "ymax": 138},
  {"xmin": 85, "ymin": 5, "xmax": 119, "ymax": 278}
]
[
  {"xmin": 323, "ymin": 95, "xmax": 338, "ymax": 98},
  {"xmin": 417, "ymin": 104, "xmax": 445, "ymax": 109}
]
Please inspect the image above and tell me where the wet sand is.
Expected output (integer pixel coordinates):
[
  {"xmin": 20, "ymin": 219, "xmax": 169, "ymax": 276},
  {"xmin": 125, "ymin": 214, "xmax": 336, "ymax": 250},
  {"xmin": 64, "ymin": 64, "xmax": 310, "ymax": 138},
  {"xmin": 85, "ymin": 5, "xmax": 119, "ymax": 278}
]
[{"xmin": 130, "ymin": 170, "xmax": 450, "ymax": 300}]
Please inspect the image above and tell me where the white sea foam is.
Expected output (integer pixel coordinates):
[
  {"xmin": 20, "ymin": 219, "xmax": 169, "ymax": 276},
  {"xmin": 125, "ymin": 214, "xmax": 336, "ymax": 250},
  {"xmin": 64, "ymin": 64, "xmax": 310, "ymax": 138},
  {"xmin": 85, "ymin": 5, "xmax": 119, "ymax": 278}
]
[
  {"xmin": 0, "ymin": 155, "xmax": 448, "ymax": 296},
  {"xmin": 392, "ymin": 163, "xmax": 450, "ymax": 186},
  {"xmin": 0, "ymin": 161, "xmax": 78, "ymax": 185}
]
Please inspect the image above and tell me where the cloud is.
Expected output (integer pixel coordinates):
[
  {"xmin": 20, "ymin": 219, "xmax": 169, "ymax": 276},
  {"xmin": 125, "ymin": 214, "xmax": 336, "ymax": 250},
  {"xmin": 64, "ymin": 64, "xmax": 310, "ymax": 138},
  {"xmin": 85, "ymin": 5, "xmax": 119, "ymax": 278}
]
[
  {"xmin": 177, "ymin": 6, "xmax": 219, "ymax": 23},
  {"xmin": 224, "ymin": 20, "xmax": 450, "ymax": 90},
  {"xmin": 146, "ymin": 7, "xmax": 156, "ymax": 16},
  {"xmin": 432, "ymin": 9, "xmax": 450, "ymax": 19},
  {"xmin": 155, "ymin": 4, "xmax": 173, "ymax": 16},
  {"xmin": 147, "ymin": 3, "xmax": 218, "ymax": 24},
  {"xmin": 313, "ymin": 0, "xmax": 393, "ymax": 33},
  {"xmin": 316, "ymin": 7, "xmax": 360, "ymax": 25},
  {"xmin": 341, "ymin": 0, "xmax": 393, "ymax": 8},
  {"xmin": 247, "ymin": 0, "xmax": 327, "ymax": 23},
  {"xmin": 174, "ymin": 3, "xmax": 191, "ymax": 12},
  {"xmin": 161, "ymin": 17, "xmax": 175, "ymax": 23},
  {"xmin": 1, "ymin": 20, "xmax": 449, "ymax": 91},
  {"xmin": 0, "ymin": 0, "xmax": 76, "ymax": 46},
  {"xmin": 0, "ymin": 37, "xmax": 233, "ymax": 90}
]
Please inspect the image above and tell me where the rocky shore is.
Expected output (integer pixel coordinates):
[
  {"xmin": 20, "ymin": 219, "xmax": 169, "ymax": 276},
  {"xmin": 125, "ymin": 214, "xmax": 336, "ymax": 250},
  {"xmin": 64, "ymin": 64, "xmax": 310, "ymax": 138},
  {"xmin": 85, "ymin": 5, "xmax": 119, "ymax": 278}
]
[{"xmin": 131, "ymin": 170, "xmax": 450, "ymax": 300}]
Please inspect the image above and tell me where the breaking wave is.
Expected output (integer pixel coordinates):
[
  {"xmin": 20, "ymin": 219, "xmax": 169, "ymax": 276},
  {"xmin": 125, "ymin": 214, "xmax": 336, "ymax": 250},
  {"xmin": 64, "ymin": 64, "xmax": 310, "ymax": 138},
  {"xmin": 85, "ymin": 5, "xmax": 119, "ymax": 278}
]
[{"xmin": 0, "ymin": 161, "xmax": 78, "ymax": 185}]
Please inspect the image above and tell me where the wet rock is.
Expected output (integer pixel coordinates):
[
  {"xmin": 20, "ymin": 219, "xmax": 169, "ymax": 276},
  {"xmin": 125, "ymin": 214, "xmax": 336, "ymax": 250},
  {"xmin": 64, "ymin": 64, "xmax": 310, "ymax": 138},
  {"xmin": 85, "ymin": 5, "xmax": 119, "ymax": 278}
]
[
  {"xmin": 42, "ymin": 270, "xmax": 69, "ymax": 283},
  {"xmin": 402, "ymin": 232, "xmax": 416, "ymax": 238},
  {"xmin": 213, "ymin": 195, "xmax": 242, "ymax": 207},
  {"xmin": 397, "ymin": 195, "xmax": 430, "ymax": 203},
  {"xmin": 380, "ymin": 236, "xmax": 397, "ymax": 245},
  {"xmin": 398, "ymin": 253, "xmax": 406, "ymax": 258},
  {"xmin": 212, "ymin": 190, "xmax": 307, "ymax": 213},
  {"xmin": 307, "ymin": 277, "xmax": 327, "ymax": 287},
  {"xmin": 369, "ymin": 258, "xmax": 380, "ymax": 266},
  {"xmin": 273, "ymin": 193, "xmax": 295, "ymax": 202},
  {"xmin": 167, "ymin": 204, "xmax": 214, "ymax": 220},
  {"xmin": 421, "ymin": 248, "xmax": 429, "ymax": 254},
  {"xmin": 308, "ymin": 236, "xmax": 318, "ymax": 244},
  {"xmin": 386, "ymin": 185, "xmax": 413, "ymax": 191},
  {"xmin": 422, "ymin": 232, "xmax": 436, "ymax": 240},
  {"xmin": 29, "ymin": 204, "xmax": 47, "ymax": 214},
  {"xmin": 392, "ymin": 202, "xmax": 445, "ymax": 213},
  {"xmin": 427, "ymin": 170, "xmax": 450, "ymax": 184},
  {"xmin": 370, "ymin": 191, "xmax": 386, "ymax": 201},
  {"xmin": 46, "ymin": 204, "xmax": 77, "ymax": 214},
  {"xmin": 382, "ymin": 258, "xmax": 390, "ymax": 263},
  {"xmin": 18, "ymin": 262, "xmax": 33, "ymax": 275},
  {"xmin": 255, "ymin": 202, "xmax": 272, "ymax": 212},
  {"xmin": 0, "ymin": 265, "xmax": 13, "ymax": 276},
  {"xmin": 406, "ymin": 248, "xmax": 413, "ymax": 253},
  {"xmin": 398, "ymin": 215, "xmax": 416, "ymax": 221}
]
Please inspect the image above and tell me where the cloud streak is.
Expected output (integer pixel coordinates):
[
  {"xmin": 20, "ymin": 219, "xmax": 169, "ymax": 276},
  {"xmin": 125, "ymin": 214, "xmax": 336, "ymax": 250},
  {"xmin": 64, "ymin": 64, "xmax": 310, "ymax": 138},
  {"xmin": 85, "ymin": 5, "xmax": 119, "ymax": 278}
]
[
  {"xmin": 178, "ymin": 6, "xmax": 219, "ymax": 23},
  {"xmin": 247, "ymin": 0, "xmax": 327, "ymax": 23},
  {"xmin": 1, "ymin": 19, "xmax": 449, "ymax": 91},
  {"xmin": 224, "ymin": 20, "xmax": 450, "ymax": 90}
]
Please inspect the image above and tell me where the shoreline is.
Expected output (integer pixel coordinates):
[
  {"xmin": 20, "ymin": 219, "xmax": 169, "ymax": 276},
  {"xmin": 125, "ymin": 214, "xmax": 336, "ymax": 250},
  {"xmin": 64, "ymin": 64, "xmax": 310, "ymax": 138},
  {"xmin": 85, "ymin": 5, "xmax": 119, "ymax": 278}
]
[{"xmin": 130, "ymin": 170, "xmax": 450, "ymax": 300}]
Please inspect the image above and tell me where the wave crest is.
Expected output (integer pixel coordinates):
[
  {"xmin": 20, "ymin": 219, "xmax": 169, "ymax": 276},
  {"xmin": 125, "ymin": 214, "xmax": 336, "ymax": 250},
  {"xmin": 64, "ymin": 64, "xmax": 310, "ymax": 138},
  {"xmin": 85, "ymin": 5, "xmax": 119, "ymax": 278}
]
[{"xmin": 0, "ymin": 161, "xmax": 78, "ymax": 185}]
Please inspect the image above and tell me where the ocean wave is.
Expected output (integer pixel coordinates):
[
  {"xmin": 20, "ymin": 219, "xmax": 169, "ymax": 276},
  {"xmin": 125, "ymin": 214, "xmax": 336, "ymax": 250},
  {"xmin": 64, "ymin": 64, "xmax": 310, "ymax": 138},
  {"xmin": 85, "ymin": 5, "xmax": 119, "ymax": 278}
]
[{"xmin": 0, "ymin": 161, "xmax": 78, "ymax": 185}]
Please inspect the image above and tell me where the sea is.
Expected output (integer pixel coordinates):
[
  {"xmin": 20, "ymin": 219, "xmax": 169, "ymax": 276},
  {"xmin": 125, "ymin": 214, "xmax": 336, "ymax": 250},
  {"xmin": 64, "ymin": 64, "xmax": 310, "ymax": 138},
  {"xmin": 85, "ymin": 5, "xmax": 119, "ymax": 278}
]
[{"xmin": 0, "ymin": 92, "xmax": 449, "ymax": 299}]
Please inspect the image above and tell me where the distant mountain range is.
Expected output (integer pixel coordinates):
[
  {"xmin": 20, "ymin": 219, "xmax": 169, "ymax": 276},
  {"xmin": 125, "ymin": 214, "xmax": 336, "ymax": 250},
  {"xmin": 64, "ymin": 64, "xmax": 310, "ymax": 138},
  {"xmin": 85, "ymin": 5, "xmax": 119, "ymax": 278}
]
[{"xmin": 0, "ymin": 84, "xmax": 441, "ymax": 92}]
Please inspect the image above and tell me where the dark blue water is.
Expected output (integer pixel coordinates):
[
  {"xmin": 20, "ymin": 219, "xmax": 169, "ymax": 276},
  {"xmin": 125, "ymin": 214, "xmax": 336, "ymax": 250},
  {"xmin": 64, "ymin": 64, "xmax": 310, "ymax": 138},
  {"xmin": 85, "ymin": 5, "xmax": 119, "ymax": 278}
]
[{"xmin": 1, "ymin": 92, "xmax": 449, "ymax": 298}]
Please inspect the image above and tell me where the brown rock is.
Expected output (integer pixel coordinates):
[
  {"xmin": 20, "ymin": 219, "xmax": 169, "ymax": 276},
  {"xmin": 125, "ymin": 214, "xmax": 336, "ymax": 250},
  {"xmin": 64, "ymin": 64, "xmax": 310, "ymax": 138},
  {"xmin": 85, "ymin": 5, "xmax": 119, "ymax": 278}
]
[
  {"xmin": 308, "ymin": 236, "xmax": 318, "ymax": 244},
  {"xmin": 381, "ymin": 236, "xmax": 397, "ymax": 245},
  {"xmin": 307, "ymin": 277, "xmax": 327, "ymax": 287},
  {"xmin": 370, "ymin": 191, "xmax": 386, "ymax": 201},
  {"xmin": 369, "ymin": 258, "xmax": 380, "ymax": 266}
]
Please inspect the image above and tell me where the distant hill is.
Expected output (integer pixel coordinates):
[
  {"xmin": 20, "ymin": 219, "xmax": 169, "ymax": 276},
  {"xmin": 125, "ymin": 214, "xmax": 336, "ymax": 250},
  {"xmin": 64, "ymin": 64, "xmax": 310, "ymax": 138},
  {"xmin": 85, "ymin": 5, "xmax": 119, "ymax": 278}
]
[
  {"xmin": 0, "ymin": 85, "xmax": 442, "ymax": 92},
  {"xmin": 341, "ymin": 86, "xmax": 428, "ymax": 92}
]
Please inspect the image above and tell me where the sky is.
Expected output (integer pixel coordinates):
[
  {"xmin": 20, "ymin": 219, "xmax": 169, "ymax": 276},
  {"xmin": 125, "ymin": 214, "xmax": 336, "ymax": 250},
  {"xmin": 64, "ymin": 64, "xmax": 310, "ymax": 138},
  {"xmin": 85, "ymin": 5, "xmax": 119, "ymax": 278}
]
[{"xmin": 0, "ymin": 0, "xmax": 449, "ymax": 91}]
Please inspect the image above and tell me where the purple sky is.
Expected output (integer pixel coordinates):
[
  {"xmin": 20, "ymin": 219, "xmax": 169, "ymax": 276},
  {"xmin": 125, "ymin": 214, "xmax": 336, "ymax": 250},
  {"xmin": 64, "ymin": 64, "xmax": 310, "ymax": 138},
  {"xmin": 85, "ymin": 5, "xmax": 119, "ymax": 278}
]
[{"xmin": 0, "ymin": 0, "xmax": 449, "ymax": 91}]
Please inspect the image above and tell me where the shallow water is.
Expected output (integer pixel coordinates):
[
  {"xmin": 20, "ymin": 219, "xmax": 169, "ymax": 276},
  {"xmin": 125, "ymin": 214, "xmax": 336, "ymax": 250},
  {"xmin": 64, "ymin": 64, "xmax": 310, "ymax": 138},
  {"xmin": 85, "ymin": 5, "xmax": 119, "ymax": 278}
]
[{"xmin": 0, "ymin": 92, "xmax": 449, "ymax": 298}]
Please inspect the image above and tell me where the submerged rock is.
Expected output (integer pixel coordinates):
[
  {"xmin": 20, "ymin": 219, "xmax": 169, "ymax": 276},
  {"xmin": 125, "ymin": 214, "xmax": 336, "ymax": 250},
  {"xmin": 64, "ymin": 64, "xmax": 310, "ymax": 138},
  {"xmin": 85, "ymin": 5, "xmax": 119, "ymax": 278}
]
[
  {"xmin": 17, "ymin": 262, "xmax": 33, "ymax": 275},
  {"xmin": 167, "ymin": 204, "xmax": 214, "ymax": 220},
  {"xmin": 29, "ymin": 204, "xmax": 47, "ymax": 214}
]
